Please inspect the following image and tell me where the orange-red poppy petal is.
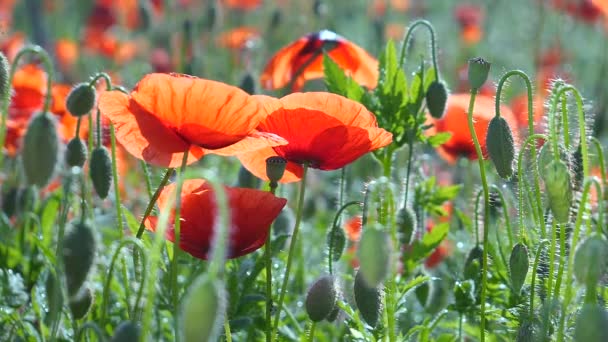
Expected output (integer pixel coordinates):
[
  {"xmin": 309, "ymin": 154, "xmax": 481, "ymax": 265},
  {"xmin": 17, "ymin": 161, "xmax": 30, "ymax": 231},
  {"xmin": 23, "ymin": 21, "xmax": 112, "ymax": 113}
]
[
  {"xmin": 98, "ymin": 90, "xmax": 204, "ymax": 167},
  {"xmin": 205, "ymin": 131, "xmax": 287, "ymax": 156},
  {"xmin": 130, "ymin": 73, "xmax": 266, "ymax": 149}
]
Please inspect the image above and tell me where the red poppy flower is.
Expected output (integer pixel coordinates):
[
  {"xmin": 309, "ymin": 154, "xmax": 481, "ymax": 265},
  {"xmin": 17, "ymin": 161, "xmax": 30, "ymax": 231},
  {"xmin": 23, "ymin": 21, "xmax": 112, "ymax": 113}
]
[
  {"xmin": 260, "ymin": 30, "xmax": 379, "ymax": 92},
  {"xmin": 144, "ymin": 179, "xmax": 287, "ymax": 259},
  {"xmin": 454, "ymin": 3, "xmax": 484, "ymax": 45},
  {"xmin": 55, "ymin": 39, "xmax": 79, "ymax": 72},
  {"xmin": 238, "ymin": 92, "xmax": 393, "ymax": 182},
  {"xmin": 222, "ymin": 0, "xmax": 262, "ymax": 11},
  {"xmin": 0, "ymin": 32, "xmax": 25, "ymax": 62},
  {"xmin": 98, "ymin": 73, "xmax": 286, "ymax": 167},
  {"xmin": 344, "ymin": 216, "xmax": 362, "ymax": 242},
  {"xmin": 217, "ymin": 27, "xmax": 261, "ymax": 50},
  {"xmin": 552, "ymin": 0, "xmax": 605, "ymax": 23},
  {"xmin": 510, "ymin": 93, "xmax": 545, "ymax": 132},
  {"xmin": 427, "ymin": 93, "xmax": 517, "ymax": 164}
]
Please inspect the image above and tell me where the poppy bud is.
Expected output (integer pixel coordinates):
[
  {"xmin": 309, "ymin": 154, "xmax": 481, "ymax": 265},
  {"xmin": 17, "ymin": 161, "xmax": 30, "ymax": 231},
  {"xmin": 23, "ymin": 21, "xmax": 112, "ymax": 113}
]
[
  {"xmin": 358, "ymin": 225, "xmax": 392, "ymax": 287},
  {"xmin": 238, "ymin": 73, "xmax": 256, "ymax": 95},
  {"xmin": 90, "ymin": 146, "xmax": 113, "ymax": 199},
  {"xmin": 509, "ymin": 242, "xmax": 529, "ymax": 295},
  {"xmin": 66, "ymin": 137, "xmax": 88, "ymax": 168},
  {"xmin": 453, "ymin": 280, "xmax": 475, "ymax": 313},
  {"xmin": 426, "ymin": 80, "xmax": 449, "ymax": 119},
  {"xmin": 573, "ymin": 234, "xmax": 608, "ymax": 286},
  {"xmin": 110, "ymin": 321, "xmax": 141, "ymax": 342},
  {"xmin": 542, "ymin": 160, "xmax": 572, "ymax": 224},
  {"xmin": 305, "ymin": 275, "xmax": 337, "ymax": 322},
  {"xmin": 464, "ymin": 245, "xmax": 483, "ymax": 280},
  {"xmin": 397, "ymin": 206, "xmax": 416, "ymax": 245},
  {"xmin": 69, "ymin": 286, "xmax": 93, "ymax": 320},
  {"xmin": 44, "ymin": 272, "xmax": 63, "ymax": 326},
  {"xmin": 63, "ymin": 222, "xmax": 96, "ymax": 297},
  {"xmin": 486, "ymin": 116, "xmax": 515, "ymax": 179},
  {"xmin": 22, "ymin": 113, "xmax": 60, "ymax": 188},
  {"xmin": 182, "ymin": 275, "xmax": 226, "ymax": 342},
  {"xmin": 537, "ymin": 143, "xmax": 568, "ymax": 174},
  {"xmin": 325, "ymin": 304, "xmax": 340, "ymax": 322},
  {"xmin": 265, "ymin": 156, "xmax": 287, "ymax": 184},
  {"xmin": 574, "ymin": 304, "xmax": 608, "ymax": 342},
  {"xmin": 66, "ymin": 83, "xmax": 96, "ymax": 117},
  {"xmin": 467, "ymin": 57, "xmax": 491, "ymax": 90},
  {"xmin": 0, "ymin": 52, "xmax": 9, "ymax": 98},
  {"xmin": 326, "ymin": 223, "xmax": 346, "ymax": 262},
  {"xmin": 353, "ymin": 269, "xmax": 383, "ymax": 327}
]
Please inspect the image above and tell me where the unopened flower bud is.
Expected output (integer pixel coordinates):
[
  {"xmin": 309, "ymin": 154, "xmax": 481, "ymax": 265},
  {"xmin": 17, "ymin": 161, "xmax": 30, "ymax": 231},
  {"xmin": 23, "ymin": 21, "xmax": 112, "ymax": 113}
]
[
  {"xmin": 468, "ymin": 57, "xmax": 491, "ymax": 89},
  {"xmin": 66, "ymin": 83, "xmax": 96, "ymax": 117}
]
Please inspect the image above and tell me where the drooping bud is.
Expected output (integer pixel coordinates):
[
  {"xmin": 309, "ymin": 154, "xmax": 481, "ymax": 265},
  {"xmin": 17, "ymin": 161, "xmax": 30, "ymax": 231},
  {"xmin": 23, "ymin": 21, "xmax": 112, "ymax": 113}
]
[
  {"xmin": 358, "ymin": 225, "xmax": 392, "ymax": 287},
  {"xmin": 464, "ymin": 245, "xmax": 483, "ymax": 280},
  {"xmin": 509, "ymin": 243, "xmax": 529, "ymax": 295},
  {"xmin": 326, "ymin": 222, "xmax": 346, "ymax": 263},
  {"xmin": 22, "ymin": 113, "xmax": 60, "ymax": 188},
  {"xmin": 66, "ymin": 137, "xmax": 88, "ymax": 168},
  {"xmin": 353, "ymin": 269, "xmax": 383, "ymax": 327},
  {"xmin": 181, "ymin": 274, "xmax": 226, "ymax": 342},
  {"xmin": 66, "ymin": 83, "xmax": 97, "ymax": 117},
  {"xmin": 453, "ymin": 280, "xmax": 475, "ymax": 313},
  {"xmin": 265, "ymin": 156, "xmax": 287, "ymax": 184},
  {"xmin": 573, "ymin": 234, "xmax": 608, "ymax": 286},
  {"xmin": 110, "ymin": 321, "xmax": 141, "ymax": 342},
  {"xmin": 62, "ymin": 222, "xmax": 96, "ymax": 297},
  {"xmin": 542, "ymin": 159, "xmax": 572, "ymax": 224},
  {"xmin": 90, "ymin": 146, "xmax": 113, "ymax": 199},
  {"xmin": 397, "ymin": 206, "xmax": 416, "ymax": 245},
  {"xmin": 426, "ymin": 80, "xmax": 449, "ymax": 119},
  {"xmin": 69, "ymin": 286, "xmax": 94, "ymax": 320},
  {"xmin": 486, "ymin": 116, "xmax": 515, "ymax": 179},
  {"xmin": 468, "ymin": 57, "xmax": 491, "ymax": 89},
  {"xmin": 305, "ymin": 275, "xmax": 337, "ymax": 322}
]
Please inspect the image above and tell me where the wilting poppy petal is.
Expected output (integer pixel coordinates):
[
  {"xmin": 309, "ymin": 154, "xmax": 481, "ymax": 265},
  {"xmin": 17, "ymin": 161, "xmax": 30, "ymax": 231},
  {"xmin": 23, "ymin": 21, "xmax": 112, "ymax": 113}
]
[
  {"xmin": 145, "ymin": 179, "xmax": 287, "ymax": 259},
  {"xmin": 261, "ymin": 30, "xmax": 379, "ymax": 91}
]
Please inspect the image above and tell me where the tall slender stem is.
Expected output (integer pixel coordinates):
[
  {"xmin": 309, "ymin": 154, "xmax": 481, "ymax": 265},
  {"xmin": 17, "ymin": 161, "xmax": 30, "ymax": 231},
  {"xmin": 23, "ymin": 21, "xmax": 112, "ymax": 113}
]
[
  {"xmin": 265, "ymin": 183, "xmax": 278, "ymax": 342},
  {"xmin": 398, "ymin": 19, "xmax": 439, "ymax": 80},
  {"xmin": 272, "ymin": 164, "xmax": 309, "ymax": 341},
  {"xmin": 136, "ymin": 168, "xmax": 174, "ymax": 238}
]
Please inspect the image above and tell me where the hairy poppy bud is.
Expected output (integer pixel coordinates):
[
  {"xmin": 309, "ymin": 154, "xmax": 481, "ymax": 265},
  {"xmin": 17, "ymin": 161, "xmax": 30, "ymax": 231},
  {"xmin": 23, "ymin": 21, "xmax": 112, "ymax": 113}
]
[
  {"xmin": 486, "ymin": 116, "xmax": 515, "ymax": 179},
  {"xmin": 69, "ymin": 286, "xmax": 93, "ymax": 320},
  {"xmin": 66, "ymin": 83, "xmax": 96, "ymax": 117},
  {"xmin": 238, "ymin": 73, "xmax": 256, "ymax": 95},
  {"xmin": 468, "ymin": 57, "xmax": 491, "ymax": 89},
  {"xmin": 537, "ymin": 143, "xmax": 568, "ymax": 174},
  {"xmin": 354, "ymin": 269, "xmax": 383, "ymax": 327},
  {"xmin": 66, "ymin": 137, "xmax": 88, "ymax": 168},
  {"xmin": 90, "ymin": 146, "xmax": 113, "ymax": 199},
  {"xmin": 574, "ymin": 304, "xmax": 608, "ymax": 342},
  {"xmin": 426, "ymin": 80, "xmax": 449, "ymax": 119},
  {"xmin": 397, "ymin": 206, "xmax": 416, "ymax": 245},
  {"xmin": 509, "ymin": 243, "xmax": 529, "ymax": 295},
  {"xmin": 453, "ymin": 280, "xmax": 475, "ymax": 313},
  {"xmin": 182, "ymin": 274, "xmax": 226, "ymax": 342},
  {"xmin": 573, "ymin": 234, "xmax": 608, "ymax": 286},
  {"xmin": 358, "ymin": 225, "xmax": 392, "ymax": 287},
  {"xmin": 0, "ymin": 52, "xmax": 8, "ymax": 98},
  {"xmin": 464, "ymin": 245, "xmax": 483, "ymax": 280},
  {"xmin": 305, "ymin": 275, "xmax": 337, "ymax": 322},
  {"xmin": 326, "ymin": 223, "xmax": 346, "ymax": 262},
  {"xmin": 326, "ymin": 305, "xmax": 340, "ymax": 322},
  {"xmin": 22, "ymin": 113, "xmax": 60, "ymax": 188},
  {"xmin": 110, "ymin": 321, "xmax": 141, "ymax": 342},
  {"xmin": 542, "ymin": 160, "xmax": 572, "ymax": 224},
  {"xmin": 63, "ymin": 222, "xmax": 96, "ymax": 297},
  {"xmin": 266, "ymin": 156, "xmax": 287, "ymax": 184}
]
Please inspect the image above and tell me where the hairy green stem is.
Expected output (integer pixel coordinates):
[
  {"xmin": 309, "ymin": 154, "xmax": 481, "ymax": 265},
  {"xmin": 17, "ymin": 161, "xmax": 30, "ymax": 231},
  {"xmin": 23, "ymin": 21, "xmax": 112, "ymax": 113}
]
[
  {"xmin": 136, "ymin": 168, "xmax": 174, "ymax": 238},
  {"xmin": 530, "ymin": 240, "xmax": 549, "ymax": 316},
  {"xmin": 398, "ymin": 19, "xmax": 440, "ymax": 79}
]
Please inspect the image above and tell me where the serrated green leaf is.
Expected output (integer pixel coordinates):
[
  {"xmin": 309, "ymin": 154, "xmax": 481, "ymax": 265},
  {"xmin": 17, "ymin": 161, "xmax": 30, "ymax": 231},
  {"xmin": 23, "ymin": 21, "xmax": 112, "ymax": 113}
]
[
  {"xmin": 323, "ymin": 53, "xmax": 348, "ymax": 95},
  {"xmin": 427, "ymin": 132, "xmax": 452, "ymax": 147},
  {"xmin": 405, "ymin": 222, "xmax": 449, "ymax": 263}
]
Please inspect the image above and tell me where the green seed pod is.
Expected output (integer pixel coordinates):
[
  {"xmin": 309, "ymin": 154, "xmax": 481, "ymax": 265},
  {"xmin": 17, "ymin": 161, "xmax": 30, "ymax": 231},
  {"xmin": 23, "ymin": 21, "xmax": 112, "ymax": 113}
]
[
  {"xmin": 66, "ymin": 137, "xmax": 88, "ymax": 168},
  {"xmin": 22, "ymin": 113, "xmax": 60, "ymax": 188},
  {"xmin": 467, "ymin": 57, "xmax": 491, "ymax": 89},
  {"xmin": 397, "ymin": 207, "xmax": 416, "ymax": 245},
  {"xmin": 509, "ymin": 243, "xmax": 529, "ymax": 295},
  {"xmin": 66, "ymin": 83, "xmax": 96, "ymax": 117},
  {"xmin": 353, "ymin": 269, "xmax": 383, "ymax": 327},
  {"xmin": 181, "ymin": 274, "xmax": 226, "ymax": 342},
  {"xmin": 305, "ymin": 275, "xmax": 337, "ymax": 322},
  {"xmin": 62, "ymin": 222, "xmax": 96, "ymax": 297},
  {"xmin": 486, "ymin": 116, "xmax": 515, "ymax": 179},
  {"xmin": 69, "ymin": 286, "xmax": 93, "ymax": 320},
  {"xmin": 44, "ymin": 272, "xmax": 64, "ymax": 326},
  {"xmin": 453, "ymin": 280, "xmax": 475, "ymax": 313},
  {"xmin": 573, "ymin": 234, "xmax": 608, "ymax": 286},
  {"xmin": 236, "ymin": 166, "xmax": 260, "ymax": 189},
  {"xmin": 574, "ymin": 304, "xmax": 608, "ymax": 342},
  {"xmin": 542, "ymin": 159, "xmax": 572, "ymax": 224},
  {"xmin": 464, "ymin": 245, "xmax": 483, "ymax": 280},
  {"xmin": 426, "ymin": 80, "xmax": 449, "ymax": 119},
  {"xmin": 358, "ymin": 225, "xmax": 392, "ymax": 288},
  {"xmin": 90, "ymin": 146, "xmax": 113, "ymax": 199},
  {"xmin": 537, "ymin": 143, "xmax": 568, "ymax": 174},
  {"xmin": 110, "ymin": 321, "xmax": 141, "ymax": 342},
  {"xmin": 0, "ymin": 52, "xmax": 9, "ymax": 98},
  {"xmin": 238, "ymin": 73, "xmax": 256, "ymax": 95},
  {"xmin": 265, "ymin": 156, "xmax": 287, "ymax": 184}
]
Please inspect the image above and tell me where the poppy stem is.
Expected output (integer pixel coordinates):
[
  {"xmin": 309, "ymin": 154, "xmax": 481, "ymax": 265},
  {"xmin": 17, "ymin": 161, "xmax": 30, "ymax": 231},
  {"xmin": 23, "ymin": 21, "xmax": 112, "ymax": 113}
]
[
  {"xmin": 265, "ymin": 184, "xmax": 277, "ymax": 342},
  {"xmin": 516, "ymin": 133, "xmax": 546, "ymax": 241},
  {"xmin": 465, "ymin": 88, "xmax": 490, "ymax": 342},
  {"xmin": 109, "ymin": 123, "xmax": 123, "ymax": 235},
  {"xmin": 272, "ymin": 164, "xmax": 309, "ymax": 341},
  {"xmin": 135, "ymin": 167, "xmax": 175, "ymax": 239},
  {"xmin": 398, "ymin": 19, "xmax": 439, "ymax": 80}
]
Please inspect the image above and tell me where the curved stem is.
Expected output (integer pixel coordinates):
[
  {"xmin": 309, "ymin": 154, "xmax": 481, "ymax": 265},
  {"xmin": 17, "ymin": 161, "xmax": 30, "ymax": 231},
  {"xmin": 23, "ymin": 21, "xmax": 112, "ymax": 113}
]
[
  {"xmin": 75, "ymin": 322, "xmax": 104, "ymax": 342},
  {"xmin": 328, "ymin": 201, "xmax": 361, "ymax": 274},
  {"xmin": 398, "ymin": 19, "xmax": 439, "ymax": 80},
  {"xmin": 88, "ymin": 72, "xmax": 112, "ymax": 91},
  {"xmin": 136, "ymin": 168, "xmax": 174, "ymax": 238},
  {"xmin": 465, "ymin": 89, "xmax": 490, "ymax": 341},
  {"xmin": 517, "ymin": 133, "xmax": 548, "ymax": 240},
  {"xmin": 272, "ymin": 164, "xmax": 309, "ymax": 341}
]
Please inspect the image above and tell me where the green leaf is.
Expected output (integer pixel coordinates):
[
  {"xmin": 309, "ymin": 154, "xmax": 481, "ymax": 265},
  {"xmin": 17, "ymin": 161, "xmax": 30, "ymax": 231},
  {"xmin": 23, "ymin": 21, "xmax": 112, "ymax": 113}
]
[
  {"xmin": 404, "ymin": 222, "xmax": 449, "ymax": 269},
  {"xmin": 323, "ymin": 53, "xmax": 348, "ymax": 95},
  {"xmin": 427, "ymin": 132, "xmax": 452, "ymax": 147}
]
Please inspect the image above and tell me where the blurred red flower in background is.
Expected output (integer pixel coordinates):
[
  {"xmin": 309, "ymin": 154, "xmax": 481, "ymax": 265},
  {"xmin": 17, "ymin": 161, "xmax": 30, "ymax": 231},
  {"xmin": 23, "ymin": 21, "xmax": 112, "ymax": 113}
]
[{"xmin": 454, "ymin": 3, "xmax": 484, "ymax": 45}]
